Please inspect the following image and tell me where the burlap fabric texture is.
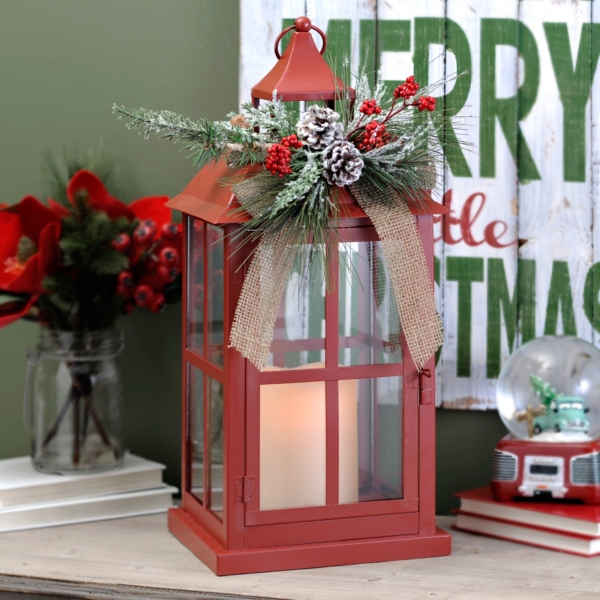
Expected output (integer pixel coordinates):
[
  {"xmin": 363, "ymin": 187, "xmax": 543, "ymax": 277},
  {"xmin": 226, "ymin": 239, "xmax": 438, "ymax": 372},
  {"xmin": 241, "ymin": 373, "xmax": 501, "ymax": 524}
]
[
  {"xmin": 229, "ymin": 177, "xmax": 443, "ymax": 371},
  {"xmin": 349, "ymin": 180, "xmax": 444, "ymax": 370}
]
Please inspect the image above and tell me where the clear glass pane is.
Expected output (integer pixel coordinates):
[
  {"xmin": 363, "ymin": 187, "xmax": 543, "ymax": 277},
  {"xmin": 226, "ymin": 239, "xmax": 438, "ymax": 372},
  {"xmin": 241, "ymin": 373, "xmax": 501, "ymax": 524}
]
[
  {"xmin": 190, "ymin": 365, "xmax": 204, "ymax": 503},
  {"xmin": 188, "ymin": 219, "xmax": 204, "ymax": 354},
  {"xmin": 207, "ymin": 225, "xmax": 224, "ymax": 366},
  {"xmin": 207, "ymin": 376, "xmax": 224, "ymax": 519},
  {"xmin": 339, "ymin": 242, "xmax": 402, "ymax": 366},
  {"xmin": 341, "ymin": 376, "xmax": 403, "ymax": 503},
  {"xmin": 260, "ymin": 380, "xmax": 326, "ymax": 510},
  {"xmin": 263, "ymin": 252, "xmax": 325, "ymax": 369}
]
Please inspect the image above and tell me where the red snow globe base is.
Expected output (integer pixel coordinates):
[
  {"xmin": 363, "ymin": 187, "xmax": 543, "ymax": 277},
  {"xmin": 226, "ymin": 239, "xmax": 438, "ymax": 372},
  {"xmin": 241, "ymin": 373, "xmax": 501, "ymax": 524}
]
[
  {"xmin": 492, "ymin": 336, "xmax": 600, "ymax": 504},
  {"xmin": 492, "ymin": 436, "xmax": 600, "ymax": 504}
]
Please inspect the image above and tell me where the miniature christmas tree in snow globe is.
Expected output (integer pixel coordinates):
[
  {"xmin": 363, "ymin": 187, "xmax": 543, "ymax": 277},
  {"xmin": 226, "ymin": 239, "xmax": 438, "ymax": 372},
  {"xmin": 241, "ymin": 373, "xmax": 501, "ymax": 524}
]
[{"xmin": 497, "ymin": 336, "xmax": 600, "ymax": 442}]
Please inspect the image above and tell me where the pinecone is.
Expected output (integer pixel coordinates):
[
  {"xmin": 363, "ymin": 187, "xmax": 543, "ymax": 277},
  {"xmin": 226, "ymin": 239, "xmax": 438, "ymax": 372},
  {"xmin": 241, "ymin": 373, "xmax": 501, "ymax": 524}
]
[
  {"xmin": 322, "ymin": 141, "xmax": 364, "ymax": 187},
  {"xmin": 296, "ymin": 106, "xmax": 343, "ymax": 150}
]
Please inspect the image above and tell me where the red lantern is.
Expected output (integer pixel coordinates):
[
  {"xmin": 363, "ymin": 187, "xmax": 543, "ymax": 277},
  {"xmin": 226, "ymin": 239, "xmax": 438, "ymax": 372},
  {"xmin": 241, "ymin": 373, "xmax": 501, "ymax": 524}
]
[{"xmin": 167, "ymin": 17, "xmax": 450, "ymax": 576}]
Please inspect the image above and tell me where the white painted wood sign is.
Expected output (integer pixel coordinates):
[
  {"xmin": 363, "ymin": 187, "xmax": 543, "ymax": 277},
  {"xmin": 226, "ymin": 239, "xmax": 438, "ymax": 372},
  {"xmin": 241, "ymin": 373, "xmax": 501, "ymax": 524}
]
[{"xmin": 240, "ymin": 0, "xmax": 600, "ymax": 409}]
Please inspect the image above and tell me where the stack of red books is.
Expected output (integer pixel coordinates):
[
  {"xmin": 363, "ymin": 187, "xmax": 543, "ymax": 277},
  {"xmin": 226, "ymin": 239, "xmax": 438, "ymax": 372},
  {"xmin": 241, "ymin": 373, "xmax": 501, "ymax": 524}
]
[{"xmin": 455, "ymin": 486, "xmax": 600, "ymax": 556}]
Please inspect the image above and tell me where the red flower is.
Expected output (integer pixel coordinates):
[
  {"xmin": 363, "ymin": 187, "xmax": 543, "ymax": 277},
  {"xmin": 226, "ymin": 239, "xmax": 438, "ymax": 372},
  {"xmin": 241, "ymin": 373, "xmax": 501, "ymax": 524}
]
[
  {"xmin": 67, "ymin": 170, "xmax": 135, "ymax": 221},
  {"xmin": 0, "ymin": 196, "xmax": 61, "ymax": 294},
  {"xmin": 0, "ymin": 197, "xmax": 61, "ymax": 328},
  {"xmin": 129, "ymin": 195, "xmax": 173, "ymax": 238},
  {"xmin": 66, "ymin": 169, "xmax": 173, "ymax": 236},
  {"xmin": 47, "ymin": 199, "xmax": 70, "ymax": 219}
]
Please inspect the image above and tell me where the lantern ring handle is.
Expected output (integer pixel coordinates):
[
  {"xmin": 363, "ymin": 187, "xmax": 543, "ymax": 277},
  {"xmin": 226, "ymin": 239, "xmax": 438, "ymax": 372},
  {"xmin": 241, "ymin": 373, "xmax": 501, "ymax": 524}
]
[{"xmin": 274, "ymin": 24, "xmax": 327, "ymax": 60}]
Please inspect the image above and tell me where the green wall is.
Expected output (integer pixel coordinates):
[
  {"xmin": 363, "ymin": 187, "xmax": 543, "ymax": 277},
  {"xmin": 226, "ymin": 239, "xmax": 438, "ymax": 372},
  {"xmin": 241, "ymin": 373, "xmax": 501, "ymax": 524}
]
[
  {"xmin": 0, "ymin": 0, "xmax": 239, "ymax": 495},
  {"xmin": 0, "ymin": 0, "xmax": 505, "ymax": 515}
]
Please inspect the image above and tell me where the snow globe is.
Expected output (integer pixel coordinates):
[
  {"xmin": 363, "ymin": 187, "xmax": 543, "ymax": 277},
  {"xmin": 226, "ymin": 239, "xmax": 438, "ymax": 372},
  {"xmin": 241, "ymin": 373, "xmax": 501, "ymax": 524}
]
[{"xmin": 492, "ymin": 336, "xmax": 600, "ymax": 504}]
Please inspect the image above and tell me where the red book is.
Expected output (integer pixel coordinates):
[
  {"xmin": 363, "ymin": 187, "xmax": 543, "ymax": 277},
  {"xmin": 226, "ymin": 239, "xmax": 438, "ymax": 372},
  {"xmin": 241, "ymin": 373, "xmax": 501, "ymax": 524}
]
[{"xmin": 454, "ymin": 486, "xmax": 600, "ymax": 557}]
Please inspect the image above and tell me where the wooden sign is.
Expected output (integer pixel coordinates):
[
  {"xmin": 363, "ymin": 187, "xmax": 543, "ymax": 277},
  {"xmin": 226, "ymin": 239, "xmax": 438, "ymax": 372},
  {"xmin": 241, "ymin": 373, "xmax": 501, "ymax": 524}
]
[{"xmin": 240, "ymin": 0, "xmax": 600, "ymax": 409}]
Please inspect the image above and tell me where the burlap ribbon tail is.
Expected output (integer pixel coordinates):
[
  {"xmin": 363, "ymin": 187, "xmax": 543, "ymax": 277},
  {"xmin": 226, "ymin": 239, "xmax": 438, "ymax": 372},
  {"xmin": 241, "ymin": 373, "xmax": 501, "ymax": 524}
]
[
  {"xmin": 229, "ymin": 179, "xmax": 443, "ymax": 371},
  {"xmin": 349, "ymin": 181, "xmax": 443, "ymax": 370}
]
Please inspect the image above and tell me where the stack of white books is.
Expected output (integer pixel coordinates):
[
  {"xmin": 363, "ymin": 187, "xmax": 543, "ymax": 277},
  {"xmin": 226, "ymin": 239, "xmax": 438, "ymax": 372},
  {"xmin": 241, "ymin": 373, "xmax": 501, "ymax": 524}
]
[{"xmin": 0, "ymin": 453, "xmax": 176, "ymax": 532}]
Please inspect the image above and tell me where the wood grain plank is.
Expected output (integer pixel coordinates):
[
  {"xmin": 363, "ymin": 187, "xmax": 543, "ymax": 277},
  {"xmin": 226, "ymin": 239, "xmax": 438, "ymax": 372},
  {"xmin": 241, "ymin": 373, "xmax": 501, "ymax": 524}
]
[
  {"xmin": 518, "ymin": 0, "xmax": 594, "ymax": 353},
  {"xmin": 592, "ymin": 0, "xmax": 600, "ymax": 350},
  {"xmin": 440, "ymin": 0, "xmax": 519, "ymax": 409}
]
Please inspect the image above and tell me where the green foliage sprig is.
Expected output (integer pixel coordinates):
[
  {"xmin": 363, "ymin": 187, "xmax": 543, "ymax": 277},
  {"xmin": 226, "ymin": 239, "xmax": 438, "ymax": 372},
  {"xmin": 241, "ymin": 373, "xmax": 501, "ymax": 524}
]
[{"xmin": 40, "ymin": 192, "xmax": 134, "ymax": 331}]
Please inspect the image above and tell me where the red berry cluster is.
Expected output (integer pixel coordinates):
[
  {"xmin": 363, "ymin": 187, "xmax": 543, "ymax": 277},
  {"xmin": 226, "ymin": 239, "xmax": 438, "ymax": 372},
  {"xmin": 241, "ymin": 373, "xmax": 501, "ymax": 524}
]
[
  {"xmin": 281, "ymin": 134, "xmax": 303, "ymax": 149},
  {"xmin": 265, "ymin": 135, "xmax": 302, "ymax": 178},
  {"xmin": 417, "ymin": 96, "xmax": 436, "ymax": 112},
  {"xmin": 266, "ymin": 144, "xmax": 292, "ymax": 177},
  {"xmin": 359, "ymin": 99, "xmax": 381, "ymax": 116},
  {"xmin": 394, "ymin": 75, "xmax": 419, "ymax": 100},
  {"xmin": 113, "ymin": 220, "xmax": 182, "ymax": 313},
  {"xmin": 357, "ymin": 122, "xmax": 391, "ymax": 152}
]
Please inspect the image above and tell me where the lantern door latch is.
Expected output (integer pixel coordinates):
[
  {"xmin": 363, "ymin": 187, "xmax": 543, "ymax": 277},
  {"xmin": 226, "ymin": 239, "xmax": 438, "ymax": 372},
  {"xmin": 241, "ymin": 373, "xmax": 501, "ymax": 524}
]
[
  {"xmin": 413, "ymin": 368, "xmax": 433, "ymax": 405},
  {"xmin": 235, "ymin": 476, "xmax": 255, "ymax": 504}
]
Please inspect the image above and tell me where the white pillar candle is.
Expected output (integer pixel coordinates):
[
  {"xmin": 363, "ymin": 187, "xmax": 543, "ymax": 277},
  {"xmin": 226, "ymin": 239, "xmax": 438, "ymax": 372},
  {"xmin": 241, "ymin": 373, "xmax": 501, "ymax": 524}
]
[{"xmin": 260, "ymin": 365, "xmax": 358, "ymax": 511}]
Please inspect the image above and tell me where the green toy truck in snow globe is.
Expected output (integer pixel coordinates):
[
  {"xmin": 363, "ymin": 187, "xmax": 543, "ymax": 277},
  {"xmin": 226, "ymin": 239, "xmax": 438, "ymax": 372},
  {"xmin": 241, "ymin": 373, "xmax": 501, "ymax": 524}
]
[{"xmin": 529, "ymin": 375, "xmax": 590, "ymax": 435}]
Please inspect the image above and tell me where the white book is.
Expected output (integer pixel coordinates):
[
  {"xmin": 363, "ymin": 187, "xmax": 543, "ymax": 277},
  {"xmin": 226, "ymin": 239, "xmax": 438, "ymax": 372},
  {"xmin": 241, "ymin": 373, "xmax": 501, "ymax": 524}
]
[
  {"xmin": 455, "ymin": 512, "xmax": 600, "ymax": 557},
  {"xmin": 0, "ymin": 454, "xmax": 165, "ymax": 508},
  {"xmin": 0, "ymin": 485, "xmax": 177, "ymax": 532}
]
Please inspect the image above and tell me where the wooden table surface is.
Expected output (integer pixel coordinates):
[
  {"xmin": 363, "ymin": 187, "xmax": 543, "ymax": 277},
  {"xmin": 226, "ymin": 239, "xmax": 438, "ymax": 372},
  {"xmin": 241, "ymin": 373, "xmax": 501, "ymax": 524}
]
[{"xmin": 0, "ymin": 515, "xmax": 598, "ymax": 600}]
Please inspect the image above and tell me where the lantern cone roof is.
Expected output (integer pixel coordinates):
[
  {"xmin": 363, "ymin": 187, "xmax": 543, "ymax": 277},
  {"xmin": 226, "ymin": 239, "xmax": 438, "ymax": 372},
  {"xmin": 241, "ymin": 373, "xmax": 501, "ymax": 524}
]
[{"xmin": 251, "ymin": 16, "xmax": 354, "ymax": 102}]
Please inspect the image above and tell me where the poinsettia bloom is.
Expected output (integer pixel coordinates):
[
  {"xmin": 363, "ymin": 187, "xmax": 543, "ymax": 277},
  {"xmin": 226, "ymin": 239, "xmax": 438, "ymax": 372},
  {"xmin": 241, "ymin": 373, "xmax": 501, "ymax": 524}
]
[
  {"xmin": 0, "ymin": 196, "xmax": 61, "ymax": 294},
  {"xmin": 129, "ymin": 196, "xmax": 172, "ymax": 234},
  {"xmin": 47, "ymin": 198, "xmax": 70, "ymax": 219},
  {"xmin": 66, "ymin": 170, "xmax": 172, "ymax": 237},
  {"xmin": 67, "ymin": 170, "xmax": 135, "ymax": 221}
]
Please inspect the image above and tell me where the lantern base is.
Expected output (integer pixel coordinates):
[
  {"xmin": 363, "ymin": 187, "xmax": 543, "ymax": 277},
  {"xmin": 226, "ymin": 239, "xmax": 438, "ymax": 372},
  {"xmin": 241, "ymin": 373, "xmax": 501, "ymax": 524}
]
[{"xmin": 168, "ymin": 507, "xmax": 451, "ymax": 576}]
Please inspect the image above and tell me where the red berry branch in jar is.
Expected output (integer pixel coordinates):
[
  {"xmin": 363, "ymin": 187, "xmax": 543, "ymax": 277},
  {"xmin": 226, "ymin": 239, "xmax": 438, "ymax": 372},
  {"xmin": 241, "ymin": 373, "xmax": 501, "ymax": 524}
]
[{"xmin": 113, "ymin": 217, "xmax": 181, "ymax": 314}]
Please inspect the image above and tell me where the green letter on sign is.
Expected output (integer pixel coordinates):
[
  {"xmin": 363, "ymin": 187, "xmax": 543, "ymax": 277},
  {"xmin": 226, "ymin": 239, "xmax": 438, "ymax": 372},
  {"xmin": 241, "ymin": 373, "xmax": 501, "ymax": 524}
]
[
  {"xmin": 480, "ymin": 19, "xmax": 541, "ymax": 182},
  {"xmin": 584, "ymin": 262, "xmax": 600, "ymax": 333},
  {"xmin": 323, "ymin": 20, "xmax": 352, "ymax": 81},
  {"xmin": 545, "ymin": 23, "xmax": 600, "ymax": 183},
  {"xmin": 414, "ymin": 18, "xmax": 472, "ymax": 177},
  {"xmin": 486, "ymin": 258, "xmax": 536, "ymax": 379},
  {"xmin": 378, "ymin": 20, "xmax": 411, "ymax": 94},
  {"xmin": 544, "ymin": 261, "xmax": 577, "ymax": 336},
  {"xmin": 447, "ymin": 257, "xmax": 484, "ymax": 378}
]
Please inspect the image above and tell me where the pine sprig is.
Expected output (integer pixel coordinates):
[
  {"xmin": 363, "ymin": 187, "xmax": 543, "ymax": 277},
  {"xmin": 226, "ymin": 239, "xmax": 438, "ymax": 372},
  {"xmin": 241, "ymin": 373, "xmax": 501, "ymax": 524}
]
[
  {"xmin": 113, "ymin": 105, "xmax": 223, "ymax": 169},
  {"xmin": 40, "ymin": 191, "xmax": 134, "ymax": 331},
  {"xmin": 41, "ymin": 142, "xmax": 117, "ymax": 205}
]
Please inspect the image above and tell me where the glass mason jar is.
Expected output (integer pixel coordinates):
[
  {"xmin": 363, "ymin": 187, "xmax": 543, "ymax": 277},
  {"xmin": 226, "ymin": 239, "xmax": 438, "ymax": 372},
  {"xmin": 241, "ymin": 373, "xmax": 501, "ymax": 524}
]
[{"xmin": 24, "ymin": 329, "xmax": 125, "ymax": 474}]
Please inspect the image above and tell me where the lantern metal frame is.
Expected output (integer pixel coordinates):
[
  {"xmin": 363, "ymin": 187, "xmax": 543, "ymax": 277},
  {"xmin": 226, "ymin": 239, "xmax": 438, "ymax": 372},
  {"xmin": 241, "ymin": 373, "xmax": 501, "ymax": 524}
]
[{"xmin": 166, "ymin": 17, "xmax": 451, "ymax": 575}]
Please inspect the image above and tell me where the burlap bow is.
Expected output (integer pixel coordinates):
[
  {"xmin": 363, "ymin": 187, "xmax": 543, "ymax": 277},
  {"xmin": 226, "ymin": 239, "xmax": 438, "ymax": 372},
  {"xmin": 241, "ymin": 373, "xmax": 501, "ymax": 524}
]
[{"xmin": 229, "ymin": 179, "xmax": 443, "ymax": 371}]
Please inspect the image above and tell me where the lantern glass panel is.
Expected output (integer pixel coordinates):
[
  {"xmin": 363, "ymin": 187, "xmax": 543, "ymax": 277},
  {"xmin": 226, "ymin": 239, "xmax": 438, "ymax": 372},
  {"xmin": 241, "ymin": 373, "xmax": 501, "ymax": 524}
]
[
  {"xmin": 189, "ymin": 364, "xmax": 204, "ymax": 504},
  {"xmin": 262, "ymin": 251, "xmax": 325, "ymax": 370},
  {"xmin": 339, "ymin": 242, "xmax": 402, "ymax": 366},
  {"xmin": 207, "ymin": 225, "xmax": 225, "ymax": 367},
  {"xmin": 353, "ymin": 376, "xmax": 403, "ymax": 502},
  {"xmin": 188, "ymin": 219, "xmax": 205, "ymax": 355},
  {"xmin": 259, "ymin": 379, "xmax": 326, "ymax": 510},
  {"xmin": 207, "ymin": 375, "xmax": 224, "ymax": 519}
]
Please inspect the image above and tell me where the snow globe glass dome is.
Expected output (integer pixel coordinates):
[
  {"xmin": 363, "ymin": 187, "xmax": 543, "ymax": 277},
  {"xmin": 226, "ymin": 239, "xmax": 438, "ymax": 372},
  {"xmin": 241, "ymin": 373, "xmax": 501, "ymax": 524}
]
[{"xmin": 497, "ymin": 336, "xmax": 600, "ymax": 442}]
